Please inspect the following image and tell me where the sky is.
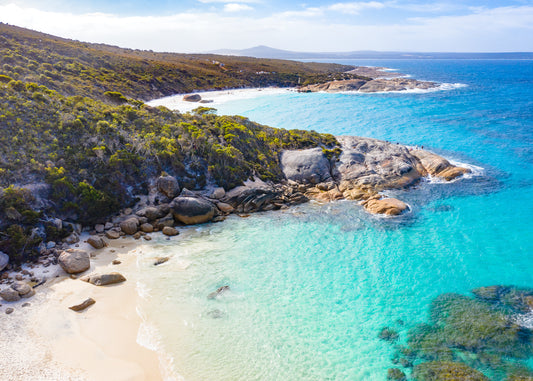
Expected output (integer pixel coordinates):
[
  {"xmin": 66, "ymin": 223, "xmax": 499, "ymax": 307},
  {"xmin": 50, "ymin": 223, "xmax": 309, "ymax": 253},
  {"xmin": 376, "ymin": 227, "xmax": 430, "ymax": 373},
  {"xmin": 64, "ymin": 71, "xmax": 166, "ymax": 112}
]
[{"xmin": 0, "ymin": 0, "xmax": 532, "ymax": 53}]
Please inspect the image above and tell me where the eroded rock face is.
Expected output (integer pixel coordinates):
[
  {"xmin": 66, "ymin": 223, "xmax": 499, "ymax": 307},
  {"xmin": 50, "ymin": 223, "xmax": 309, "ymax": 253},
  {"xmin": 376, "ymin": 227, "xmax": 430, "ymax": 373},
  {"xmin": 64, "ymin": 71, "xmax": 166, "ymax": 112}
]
[
  {"xmin": 281, "ymin": 148, "xmax": 333, "ymax": 185},
  {"xmin": 58, "ymin": 249, "xmax": 90, "ymax": 274},
  {"xmin": 170, "ymin": 196, "xmax": 215, "ymax": 225}
]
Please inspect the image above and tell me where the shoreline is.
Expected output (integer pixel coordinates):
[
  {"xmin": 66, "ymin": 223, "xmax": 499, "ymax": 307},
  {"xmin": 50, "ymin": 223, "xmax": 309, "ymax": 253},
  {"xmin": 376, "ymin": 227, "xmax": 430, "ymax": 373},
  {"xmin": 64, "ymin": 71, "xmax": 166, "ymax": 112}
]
[{"xmin": 0, "ymin": 236, "xmax": 164, "ymax": 381}]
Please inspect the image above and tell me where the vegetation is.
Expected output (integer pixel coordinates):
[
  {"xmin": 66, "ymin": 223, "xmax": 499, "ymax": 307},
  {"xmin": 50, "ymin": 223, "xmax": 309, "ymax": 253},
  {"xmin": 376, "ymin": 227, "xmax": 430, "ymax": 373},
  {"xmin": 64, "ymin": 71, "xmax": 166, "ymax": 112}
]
[
  {"xmin": 0, "ymin": 74, "xmax": 338, "ymax": 262},
  {"xmin": 381, "ymin": 286, "xmax": 533, "ymax": 381}
]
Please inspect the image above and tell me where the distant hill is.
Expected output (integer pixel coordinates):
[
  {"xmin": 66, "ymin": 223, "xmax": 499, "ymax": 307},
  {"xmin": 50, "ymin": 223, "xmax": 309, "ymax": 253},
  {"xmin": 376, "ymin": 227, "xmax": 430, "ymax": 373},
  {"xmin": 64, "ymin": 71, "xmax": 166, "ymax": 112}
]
[{"xmin": 211, "ymin": 46, "xmax": 533, "ymax": 60}]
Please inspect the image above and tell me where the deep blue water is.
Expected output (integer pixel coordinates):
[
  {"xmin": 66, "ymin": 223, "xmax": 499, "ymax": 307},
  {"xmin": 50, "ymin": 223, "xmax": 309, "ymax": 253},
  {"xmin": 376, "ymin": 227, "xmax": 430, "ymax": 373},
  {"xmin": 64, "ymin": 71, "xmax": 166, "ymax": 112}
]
[{"xmin": 138, "ymin": 60, "xmax": 533, "ymax": 380}]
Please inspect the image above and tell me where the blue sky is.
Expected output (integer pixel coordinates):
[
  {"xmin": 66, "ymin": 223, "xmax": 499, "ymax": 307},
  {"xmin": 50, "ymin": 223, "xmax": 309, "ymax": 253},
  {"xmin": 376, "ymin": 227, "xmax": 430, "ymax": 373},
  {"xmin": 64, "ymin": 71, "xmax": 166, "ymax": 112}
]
[{"xmin": 0, "ymin": 0, "xmax": 532, "ymax": 52}]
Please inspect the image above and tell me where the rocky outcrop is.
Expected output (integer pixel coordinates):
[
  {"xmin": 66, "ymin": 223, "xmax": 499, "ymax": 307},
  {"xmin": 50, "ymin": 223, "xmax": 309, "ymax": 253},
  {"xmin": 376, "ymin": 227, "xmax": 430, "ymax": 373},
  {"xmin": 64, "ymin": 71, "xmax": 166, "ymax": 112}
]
[
  {"xmin": 280, "ymin": 135, "xmax": 470, "ymax": 216},
  {"xmin": 81, "ymin": 272, "xmax": 126, "ymax": 286},
  {"xmin": 58, "ymin": 249, "xmax": 90, "ymax": 274},
  {"xmin": 298, "ymin": 77, "xmax": 437, "ymax": 93},
  {"xmin": 136, "ymin": 205, "xmax": 169, "ymax": 221},
  {"xmin": 170, "ymin": 196, "xmax": 215, "ymax": 225},
  {"xmin": 183, "ymin": 94, "xmax": 201, "ymax": 102},
  {"xmin": 411, "ymin": 150, "xmax": 471, "ymax": 180}
]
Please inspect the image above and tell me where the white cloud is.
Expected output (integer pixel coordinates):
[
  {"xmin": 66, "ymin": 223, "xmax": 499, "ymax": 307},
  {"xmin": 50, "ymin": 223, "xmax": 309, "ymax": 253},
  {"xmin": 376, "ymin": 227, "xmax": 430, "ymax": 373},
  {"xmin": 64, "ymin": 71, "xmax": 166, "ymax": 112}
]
[
  {"xmin": 328, "ymin": 2, "xmax": 385, "ymax": 15},
  {"xmin": 224, "ymin": 3, "xmax": 253, "ymax": 12},
  {"xmin": 0, "ymin": 3, "xmax": 531, "ymax": 52}
]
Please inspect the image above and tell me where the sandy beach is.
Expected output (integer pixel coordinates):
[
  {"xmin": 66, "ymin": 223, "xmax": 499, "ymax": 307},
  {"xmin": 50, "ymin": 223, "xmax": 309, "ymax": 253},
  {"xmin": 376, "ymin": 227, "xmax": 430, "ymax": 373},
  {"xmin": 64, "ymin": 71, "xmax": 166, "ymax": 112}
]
[
  {"xmin": 0, "ymin": 236, "xmax": 163, "ymax": 381},
  {"xmin": 146, "ymin": 87, "xmax": 295, "ymax": 112}
]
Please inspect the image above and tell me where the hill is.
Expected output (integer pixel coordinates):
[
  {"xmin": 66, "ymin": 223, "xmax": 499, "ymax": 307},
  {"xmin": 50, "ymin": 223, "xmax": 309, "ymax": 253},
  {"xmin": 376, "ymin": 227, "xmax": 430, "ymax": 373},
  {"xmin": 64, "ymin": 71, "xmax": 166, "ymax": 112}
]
[{"xmin": 0, "ymin": 23, "xmax": 356, "ymax": 102}]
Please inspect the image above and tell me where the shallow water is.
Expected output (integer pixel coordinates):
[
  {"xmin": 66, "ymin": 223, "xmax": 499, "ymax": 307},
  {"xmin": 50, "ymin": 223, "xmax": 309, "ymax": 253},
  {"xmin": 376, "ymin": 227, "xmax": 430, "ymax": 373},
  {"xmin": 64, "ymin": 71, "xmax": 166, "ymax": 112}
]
[{"xmin": 139, "ymin": 59, "xmax": 533, "ymax": 380}]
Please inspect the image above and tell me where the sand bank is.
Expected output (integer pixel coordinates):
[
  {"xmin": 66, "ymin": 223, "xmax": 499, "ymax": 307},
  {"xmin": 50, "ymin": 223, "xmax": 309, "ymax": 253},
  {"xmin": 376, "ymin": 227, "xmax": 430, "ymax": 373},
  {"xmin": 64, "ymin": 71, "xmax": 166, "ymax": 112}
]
[{"xmin": 0, "ymin": 236, "xmax": 163, "ymax": 381}]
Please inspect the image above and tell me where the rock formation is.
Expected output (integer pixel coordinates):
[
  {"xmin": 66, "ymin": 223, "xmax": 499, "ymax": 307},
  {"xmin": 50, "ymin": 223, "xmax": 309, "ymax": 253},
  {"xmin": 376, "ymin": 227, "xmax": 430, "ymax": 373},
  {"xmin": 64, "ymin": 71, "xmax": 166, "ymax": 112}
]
[
  {"xmin": 280, "ymin": 136, "xmax": 470, "ymax": 216},
  {"xmin": 81, "ymin": 272, "xmax": 126, "ymax": 286},
  {"xmin": 298, "ymin": 78, "xmax": 437, "ymax": 93}
]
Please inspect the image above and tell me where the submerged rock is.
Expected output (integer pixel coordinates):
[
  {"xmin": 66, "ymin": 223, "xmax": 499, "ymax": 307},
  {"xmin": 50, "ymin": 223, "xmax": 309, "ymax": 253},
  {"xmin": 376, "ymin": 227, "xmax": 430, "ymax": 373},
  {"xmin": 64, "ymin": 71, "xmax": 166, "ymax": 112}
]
[
  {"xmin": 413, "ymin": 361, "xmax": 489, "ymax": 381},
  {"xmin": 81, "ymin": 272, "xmax": 126, "ymax": 286},
  {"xmin": 379, "ymin": 327, "xmax": 400, "ymax": 342},
  {"xmin": 58, "ymin": 249, "xmax": 90, "ymax": 274},
  {"xmin": 387, "ymin": 368, "xmax": 407, "ymax": 380},
  {"xmin": 208, "ymin": 285, "xmax": 230, "ymax": 300}
]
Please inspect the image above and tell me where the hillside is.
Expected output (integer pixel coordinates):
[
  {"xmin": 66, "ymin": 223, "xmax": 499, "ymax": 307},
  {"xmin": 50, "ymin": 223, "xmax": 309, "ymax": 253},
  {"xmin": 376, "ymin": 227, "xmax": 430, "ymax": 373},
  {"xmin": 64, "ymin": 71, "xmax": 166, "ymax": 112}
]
[
  {"xmin": 0, "ymin": 24, "xmax": 343, "ymax": 263},
  {"xmin": 0, "ymin": 23, "xmax": 358, "ymax": 102}
]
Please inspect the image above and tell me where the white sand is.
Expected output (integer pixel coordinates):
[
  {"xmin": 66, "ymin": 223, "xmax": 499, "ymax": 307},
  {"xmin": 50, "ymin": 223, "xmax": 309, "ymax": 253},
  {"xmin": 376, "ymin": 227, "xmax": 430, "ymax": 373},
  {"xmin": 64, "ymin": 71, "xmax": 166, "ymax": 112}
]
[
  {"xmin": 146, "ymin": 87, "xmax": 295, "ymax": 113},
  {"xmin": 0, "ymin": 236, "xmax": 163, "ymax": 381}
]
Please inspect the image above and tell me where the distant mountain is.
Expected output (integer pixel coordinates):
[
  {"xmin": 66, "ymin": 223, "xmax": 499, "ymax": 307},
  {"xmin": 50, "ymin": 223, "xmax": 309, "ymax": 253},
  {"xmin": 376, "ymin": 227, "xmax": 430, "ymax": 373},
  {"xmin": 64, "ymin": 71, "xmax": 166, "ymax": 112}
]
[{"xmin": 210, "ymin": 46, "xmax": 533, "ymax": 60}]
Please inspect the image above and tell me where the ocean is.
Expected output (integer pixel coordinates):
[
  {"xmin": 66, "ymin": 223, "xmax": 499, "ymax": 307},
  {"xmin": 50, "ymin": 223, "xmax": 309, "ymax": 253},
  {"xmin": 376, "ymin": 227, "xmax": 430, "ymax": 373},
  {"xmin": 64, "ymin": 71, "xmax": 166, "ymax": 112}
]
[{"xmin": 138, "ymin": 59, "xmax": 533, "ymax": 380}]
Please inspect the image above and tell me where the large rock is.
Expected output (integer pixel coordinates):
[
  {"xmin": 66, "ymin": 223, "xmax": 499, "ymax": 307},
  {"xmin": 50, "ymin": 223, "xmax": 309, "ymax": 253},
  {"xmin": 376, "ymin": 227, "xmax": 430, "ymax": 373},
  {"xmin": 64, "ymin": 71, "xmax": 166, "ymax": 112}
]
[
  {"xmin": 58, "ymin": 249, "xmax": 90, "ymax": 274},
  {"xmin": 140, "ymin": 223, "xmax": 154, "ymax": 233},
  {"xmin": 120, "ymin": 217, "xmax": 139, "ymax": 235},
  {"xmin": 87, "ymin": 236, "xmax": 105, "ymax": 249},
  {"xmin": 183, "ymin": 94, "xmax": 201, "ymax": 102},
  {"xmin": 0, "ymin": 251, "xmax": 9, "ymax": 272},
  {"xmin": 223, "ymin": 186, "xmax": 279, "ymax": 213},
  {"xmin": 136, "ymin": 205, "xmax": 169, "ymax": 221},
  {"xmin": 170, "ymin": 196, "xmax": 215, "ymax": 225},
  {"xmin": 362, "ymin": 197, "xmax": 409, "ymax": 216},
  {"xmin": 81, "ymin": 272, "xmax": 126, "ymax": 286},
  {"xmin": 281, "ymin": 148, "xmax": 333, "ymax": 184},
  {"xmin": 156, "ymin": 176, "xmax": 180, "ymax": 198},
  {"xmin": 0, "ymin": 287, "xmax": 20, "ymax": 302}
]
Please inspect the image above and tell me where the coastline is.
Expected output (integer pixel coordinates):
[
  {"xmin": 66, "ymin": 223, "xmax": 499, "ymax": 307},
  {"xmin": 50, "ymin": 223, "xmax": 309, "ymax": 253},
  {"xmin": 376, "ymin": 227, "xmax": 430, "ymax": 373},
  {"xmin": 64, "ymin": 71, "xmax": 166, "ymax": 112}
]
[
  {"xmin": 146, "ymin": 87, "xmax": 296, "ymax": 113},
  {"xmin": 0, "ymin": 236, "xmax": 163, "ymax": 381}
]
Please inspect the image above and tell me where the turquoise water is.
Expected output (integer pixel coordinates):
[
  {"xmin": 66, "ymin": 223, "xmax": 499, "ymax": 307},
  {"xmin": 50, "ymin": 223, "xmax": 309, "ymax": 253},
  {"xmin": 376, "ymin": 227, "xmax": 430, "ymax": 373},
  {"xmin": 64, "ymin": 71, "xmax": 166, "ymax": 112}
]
[{"xmin": 138, "ymin": 60, "xmax": 533, "ymax": 380}]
